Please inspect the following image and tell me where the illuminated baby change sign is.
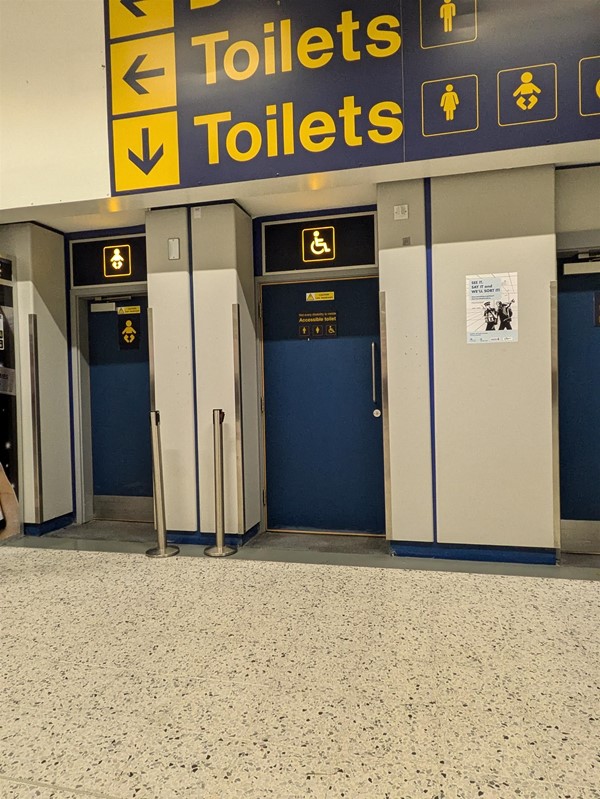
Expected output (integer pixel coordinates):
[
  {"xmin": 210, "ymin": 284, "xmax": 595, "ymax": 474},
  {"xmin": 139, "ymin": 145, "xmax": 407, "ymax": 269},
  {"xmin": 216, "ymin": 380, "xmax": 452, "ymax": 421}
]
[{"xmin": 105, "ymin": 0, "xmax": 600, "ymax": 194}]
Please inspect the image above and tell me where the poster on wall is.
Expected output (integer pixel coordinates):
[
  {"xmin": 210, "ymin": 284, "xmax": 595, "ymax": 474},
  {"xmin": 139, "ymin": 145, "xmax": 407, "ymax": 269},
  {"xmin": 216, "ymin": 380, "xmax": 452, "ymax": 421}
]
[{"xmin": 466, "ymin": 273, "xmax": 518, "ymax": 344}]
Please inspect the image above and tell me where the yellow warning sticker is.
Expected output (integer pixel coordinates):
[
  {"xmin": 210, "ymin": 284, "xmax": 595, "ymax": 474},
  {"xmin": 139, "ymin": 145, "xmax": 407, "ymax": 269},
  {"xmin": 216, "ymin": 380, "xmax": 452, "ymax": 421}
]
[
  {"xmin": 108, "ymin": 0, "xmax": 174, "ymax": 41},
  {"xmin": 306, "ymin": 292, "xmax": 335, "ymax": 302},
  {"xmin": 118, "ymin": 306, "xmax": 141, "ymax": 315}
]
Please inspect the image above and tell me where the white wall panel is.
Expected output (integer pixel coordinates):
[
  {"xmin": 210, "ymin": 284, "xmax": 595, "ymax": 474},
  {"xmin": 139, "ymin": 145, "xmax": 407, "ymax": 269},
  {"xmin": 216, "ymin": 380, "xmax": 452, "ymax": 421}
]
[
  {"xmin": 146, "ymin": 209, "xmax": 197, "ymax": 532},
  {"xmin": 0, "ymin": 224, "xmax": 72, "ymax": 524},
  {"xmin": 432, "ymin": 167, "xmax": 556, "ymax": 549},
  {"xmin": 0, "ymin": 0, "xmax": 110, "ymax": 210},
  {"xmin": 194, "ymin": 268, "xmax": 239, "ymax": 534},
  {"xmin": 433, "ymin": 236, "xmax": 556, "ymax": 547}
]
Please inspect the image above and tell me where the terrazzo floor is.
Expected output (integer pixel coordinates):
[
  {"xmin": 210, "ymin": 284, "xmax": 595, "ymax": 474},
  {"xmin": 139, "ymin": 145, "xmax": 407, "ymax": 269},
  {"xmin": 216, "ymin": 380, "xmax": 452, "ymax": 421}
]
[{"xmin": 0, "ymin": 547, "xmax": 598, "ymax": 799}]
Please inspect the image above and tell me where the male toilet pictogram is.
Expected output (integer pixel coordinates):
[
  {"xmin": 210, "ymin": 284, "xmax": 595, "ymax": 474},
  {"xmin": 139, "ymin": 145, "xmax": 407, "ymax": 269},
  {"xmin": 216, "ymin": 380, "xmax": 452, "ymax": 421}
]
[
  {"xmin": 441, "ymin": 84, "xmax": 460, "ymax": 120},
  {"xmin": 513, "ymin": 72, "xmax": 542, "ymax": 110},
  {"xmin": 310, "ymin": 231, "xmax": 332, "ymax": 257},
  {"xmin": 440, "ymin": 0, "xmax": 457, "ymax": 33},
  {"xmin": 122, "ymin": 319, "xmax": 136, "ymax": 344}
]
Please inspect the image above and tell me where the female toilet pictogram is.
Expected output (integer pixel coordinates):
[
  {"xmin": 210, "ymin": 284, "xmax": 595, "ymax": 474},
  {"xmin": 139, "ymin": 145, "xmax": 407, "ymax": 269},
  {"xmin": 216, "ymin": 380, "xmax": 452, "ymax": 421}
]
[{"xmin": 441, "ymin": 84, "xmax": 460, "ymax": 121}]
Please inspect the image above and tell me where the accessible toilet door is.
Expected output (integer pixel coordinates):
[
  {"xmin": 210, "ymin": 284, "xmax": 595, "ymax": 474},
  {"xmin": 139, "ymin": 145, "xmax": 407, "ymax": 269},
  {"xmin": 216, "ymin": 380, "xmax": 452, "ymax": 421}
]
[{"xmin": 261, "ymin": 276, "xmax": 385, "ymax": 534}]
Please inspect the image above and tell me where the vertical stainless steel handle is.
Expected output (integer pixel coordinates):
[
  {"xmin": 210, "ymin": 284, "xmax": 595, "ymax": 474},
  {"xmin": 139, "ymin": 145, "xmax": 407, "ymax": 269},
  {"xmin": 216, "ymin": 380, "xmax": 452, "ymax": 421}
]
[
  {"xmin": 371, "ymin": 341, "xmax": 377, "ymax": 403},
  {"xmin": 147, "ymin": 307, "xmax": 157, "ymax": 413},
  {"xmin": 232, "ymin": 304, "xmax": 246, "ymax": 535},
  {"xmin": 28, "ymin": 314, "xmax": 43, "ymax": 524}
]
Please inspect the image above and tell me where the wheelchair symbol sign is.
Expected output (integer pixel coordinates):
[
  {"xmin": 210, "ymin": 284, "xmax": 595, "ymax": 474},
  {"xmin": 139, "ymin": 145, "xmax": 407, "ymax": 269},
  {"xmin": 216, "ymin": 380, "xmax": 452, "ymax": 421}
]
[{"xmin": 302, "ymin": 227, "xmax": 336, "ymax": 263}]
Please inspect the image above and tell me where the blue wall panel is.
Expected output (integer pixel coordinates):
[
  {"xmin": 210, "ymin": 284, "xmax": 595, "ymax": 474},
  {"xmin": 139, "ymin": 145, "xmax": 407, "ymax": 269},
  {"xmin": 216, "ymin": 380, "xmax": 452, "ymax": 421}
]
[{"xmin": 558, "ymin": 274, "xmax": 600, "ymax": 520}]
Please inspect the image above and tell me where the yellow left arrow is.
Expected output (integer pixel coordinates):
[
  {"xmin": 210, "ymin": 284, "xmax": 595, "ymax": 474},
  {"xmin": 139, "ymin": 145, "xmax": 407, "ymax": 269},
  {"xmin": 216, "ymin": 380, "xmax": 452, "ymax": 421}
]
[{"xmin": 111, "ymin": 33, "xmax": 177, "ymax": 116}]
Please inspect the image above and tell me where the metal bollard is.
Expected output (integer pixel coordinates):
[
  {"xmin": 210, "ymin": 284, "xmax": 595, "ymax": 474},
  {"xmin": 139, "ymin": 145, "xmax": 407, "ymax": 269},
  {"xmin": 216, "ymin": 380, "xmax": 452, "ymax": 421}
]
[
  {"xmin": 205, "ymin": 409, "xmax": 237, "ymax": 558},
  {"xmin": 146, "ymin": 410, "xmax": 179, "ymax": 559}
]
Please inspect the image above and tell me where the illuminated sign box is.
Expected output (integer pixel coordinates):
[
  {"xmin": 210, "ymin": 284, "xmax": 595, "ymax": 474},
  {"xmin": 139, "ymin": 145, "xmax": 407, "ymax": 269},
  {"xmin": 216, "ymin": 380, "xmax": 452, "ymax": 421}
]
[
  {"xmin": 103, "ymin": 244, "xmax": 132, "ymax": 278},
  {"xmin": 264, "ymin": 214, "xmax": 375, "ymax": 274},
  {"xmin": 71, "ymin": 237, "xmax": 147, "ymax": 288}
]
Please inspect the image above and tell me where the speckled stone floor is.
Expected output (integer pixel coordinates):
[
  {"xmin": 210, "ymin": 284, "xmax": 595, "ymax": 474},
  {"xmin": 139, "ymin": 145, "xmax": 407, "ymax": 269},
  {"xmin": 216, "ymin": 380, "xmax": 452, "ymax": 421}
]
[{"xmin": 0, "ymin": 547, "xmax": 598, "ymax": 799}]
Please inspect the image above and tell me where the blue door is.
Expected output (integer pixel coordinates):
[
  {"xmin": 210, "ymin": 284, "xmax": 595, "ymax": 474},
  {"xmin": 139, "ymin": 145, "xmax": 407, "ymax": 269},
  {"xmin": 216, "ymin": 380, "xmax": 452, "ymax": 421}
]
[
  {"xmin": 262, "ymin": 277, "xmax": 385, "ymax": 534},
  {"xmin": 558, "ymin": 272, "xmax": 600, "ymax": 520},
  {"xmin": 88, "ymin": 298, "xmax": 152, "ymax": 501}
]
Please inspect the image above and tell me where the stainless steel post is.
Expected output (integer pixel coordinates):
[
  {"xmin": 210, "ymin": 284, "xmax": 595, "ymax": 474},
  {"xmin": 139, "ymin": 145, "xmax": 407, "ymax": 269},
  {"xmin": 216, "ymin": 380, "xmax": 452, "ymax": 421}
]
[
  {"xmin": 205, "ymin": 409, "xmax": 237, "ymax": 557},
  {"xmin": 146, "ymin": 409, "xmax": 179, "ymax": 558},
  {"xmin": 28, "ymin": 314, "xmax": 43, "ymax": 524}
]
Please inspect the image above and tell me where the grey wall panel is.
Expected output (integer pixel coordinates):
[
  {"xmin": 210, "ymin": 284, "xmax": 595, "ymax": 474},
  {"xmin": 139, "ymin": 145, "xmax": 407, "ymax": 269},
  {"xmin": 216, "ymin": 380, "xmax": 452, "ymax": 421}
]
[
  {"xmin": 377, "ymin": 180, "xmax": 426, "ymax": 250},
  {"xmin": 432, "ymin": 167, "xmax": 555, "ymax": 244},
  {"xmin": 377, "ymin": 180, "xmax": 433, "ymax": 542}
]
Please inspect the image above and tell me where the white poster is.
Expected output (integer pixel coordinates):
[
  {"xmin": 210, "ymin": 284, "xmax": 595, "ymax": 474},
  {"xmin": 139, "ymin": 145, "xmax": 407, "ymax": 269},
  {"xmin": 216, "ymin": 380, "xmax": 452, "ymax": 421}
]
[{"xmin": 466, "ymin": 272, "xmax": 518, "ymax": 344}]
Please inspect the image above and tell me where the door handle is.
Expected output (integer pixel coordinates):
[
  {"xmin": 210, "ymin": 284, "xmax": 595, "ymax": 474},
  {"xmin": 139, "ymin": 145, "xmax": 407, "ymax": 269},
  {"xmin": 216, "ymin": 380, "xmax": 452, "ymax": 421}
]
[{"xmin": 371, "ymin": 341, "xmax": 377, "ymax": 404}]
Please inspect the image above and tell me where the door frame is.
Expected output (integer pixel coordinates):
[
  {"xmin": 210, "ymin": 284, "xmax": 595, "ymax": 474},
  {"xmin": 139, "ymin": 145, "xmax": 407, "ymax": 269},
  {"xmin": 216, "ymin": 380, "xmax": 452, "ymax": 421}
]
[
  {"xmin": 70, "ymin": 281, "xmax": 148, "ymax": 525},
  {"xmin": 255, "ymin": 267, "xmax": 392, "ymax": 537}
]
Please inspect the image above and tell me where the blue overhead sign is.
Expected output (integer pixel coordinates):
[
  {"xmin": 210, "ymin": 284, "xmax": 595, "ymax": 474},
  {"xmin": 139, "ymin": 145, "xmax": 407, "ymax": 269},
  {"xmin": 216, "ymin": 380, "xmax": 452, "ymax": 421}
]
[{"xmin": 105, "ymin": 0, "xmax": 600, "ymax": 194}]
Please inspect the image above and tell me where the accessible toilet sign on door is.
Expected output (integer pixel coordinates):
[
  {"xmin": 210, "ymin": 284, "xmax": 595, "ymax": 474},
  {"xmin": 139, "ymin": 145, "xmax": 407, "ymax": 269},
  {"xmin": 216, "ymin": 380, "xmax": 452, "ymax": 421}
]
[{"xmin": 105, "ymin": 0, "xmax": 600, "ymax": 195}]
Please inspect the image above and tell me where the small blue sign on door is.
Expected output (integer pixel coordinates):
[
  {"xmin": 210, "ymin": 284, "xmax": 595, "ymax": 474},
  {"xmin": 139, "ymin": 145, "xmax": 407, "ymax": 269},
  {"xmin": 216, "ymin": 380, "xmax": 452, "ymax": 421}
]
[
  {"xmin": 422, "ymin": 74, "xmax": 479, "ymax": 136},
  {"xmin": 498, "ymin": 64, "xmax": 558, "ymax": 127}
]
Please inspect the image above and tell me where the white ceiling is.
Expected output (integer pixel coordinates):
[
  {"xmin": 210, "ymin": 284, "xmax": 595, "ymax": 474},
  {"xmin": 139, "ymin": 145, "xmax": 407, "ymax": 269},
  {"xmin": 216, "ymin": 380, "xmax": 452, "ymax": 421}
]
[{"xmin": 0, "ymin": 140, "xmax": 597, "ymax": 234}]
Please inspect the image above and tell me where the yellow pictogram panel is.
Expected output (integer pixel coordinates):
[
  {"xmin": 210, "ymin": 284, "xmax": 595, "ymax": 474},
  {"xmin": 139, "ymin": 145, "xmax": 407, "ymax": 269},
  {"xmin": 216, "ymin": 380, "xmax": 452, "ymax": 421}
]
[
  {"xmin": 111, "ymin": 33, "xmax": 177, "ymax": 117},
  {"xmin": 302, "ymin": 227, "xmax": 336, "ymax": 263},
  {"xmin": 579, "ymin": 56, "xmax": 600, "ymax": 117},
  {"xmin": 103, "ymin": 244, "xmax": 132, "ymax": 278},
  {"xmin": 113, "ymin": 111, "xmax": 180, "ymax": 192},
  {"xmin": 108, "ymin": 0, "xmax": 174, "ymax": 40}
]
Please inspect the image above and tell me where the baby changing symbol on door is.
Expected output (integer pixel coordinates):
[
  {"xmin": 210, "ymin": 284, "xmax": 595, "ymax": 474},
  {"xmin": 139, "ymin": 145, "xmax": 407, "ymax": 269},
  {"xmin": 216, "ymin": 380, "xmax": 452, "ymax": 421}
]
[
  {"xmin": 122, "ymin": 319, "xmax": 136, "ymax": 344},
  {"xmin": 117, "ymin": 306, "xmax": 141, "ymax": 350}
]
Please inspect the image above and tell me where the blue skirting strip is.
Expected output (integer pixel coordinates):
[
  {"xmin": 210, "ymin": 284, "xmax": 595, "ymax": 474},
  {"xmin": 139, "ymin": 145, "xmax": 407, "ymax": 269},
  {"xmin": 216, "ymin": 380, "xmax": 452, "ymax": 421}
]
[
  {"xmin": 389, "ymin": 541, "xmax": 557, "ymax": 565},
  {"xmin": 24, "ymin": 512, "xmax": 75, "ymax": 537},
  {"xmin": 167, "ymin": 523, "xmax": 261, "ymax": 548}
]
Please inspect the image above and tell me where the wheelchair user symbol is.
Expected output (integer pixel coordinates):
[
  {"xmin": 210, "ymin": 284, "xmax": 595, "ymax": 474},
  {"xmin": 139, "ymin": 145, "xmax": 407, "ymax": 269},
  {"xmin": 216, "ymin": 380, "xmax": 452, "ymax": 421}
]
[{"xmin": 310, "ymin": 231, "xmax": 332, "ymax": 257}]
